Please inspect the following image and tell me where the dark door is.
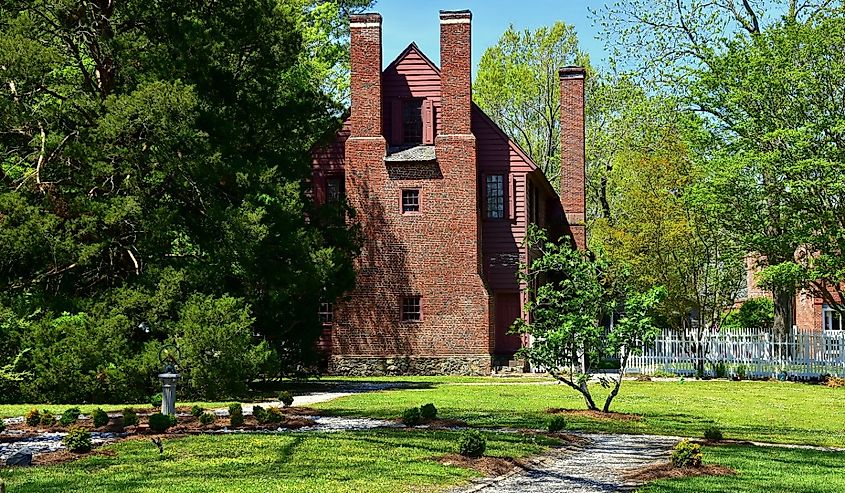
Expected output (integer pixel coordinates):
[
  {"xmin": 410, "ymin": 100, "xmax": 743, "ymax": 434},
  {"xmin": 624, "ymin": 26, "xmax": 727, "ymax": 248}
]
[{"xmin": 495, "ymin": 292, "xmax": 522, "ymax": 354}]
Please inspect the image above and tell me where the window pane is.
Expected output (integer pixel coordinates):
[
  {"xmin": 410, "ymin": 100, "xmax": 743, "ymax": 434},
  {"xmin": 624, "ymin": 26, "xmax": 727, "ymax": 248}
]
[
  {"xmin": 402, "ymin": 189, "xmax": 420, "ymax": 213},
  {"xmin": 403, "ymin": 100, "xmax": 423, "ymax": 144},
  {"xmin": 318, "ymin": 302, "xmax": 333, "ymax": 324},
  {"xmin": 486, "ymin": 175, "xmax": 504, "ymax": 219},
  {"xmin": 402, "ymin": 296, "xmax": 421, "ymax": 321},
  {"xmin": 326, "ymin": 176, "xmax": 344, "ymax": 202}
]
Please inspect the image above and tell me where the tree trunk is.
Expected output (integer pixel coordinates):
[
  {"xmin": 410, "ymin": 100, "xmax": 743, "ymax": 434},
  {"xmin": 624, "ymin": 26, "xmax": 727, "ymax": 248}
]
[
  {"xmin": 772, "ymin": 285, "xmax": 795, "ymax": 343},
  {"xmin": 580, "ymin": 381, "xmax": 599, "ymax": 411}
]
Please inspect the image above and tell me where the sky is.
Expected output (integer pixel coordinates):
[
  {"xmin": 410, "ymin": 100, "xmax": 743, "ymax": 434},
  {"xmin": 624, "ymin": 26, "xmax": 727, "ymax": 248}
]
[{"xmin": 373, "ymin": 0, "xmax": 610, "ymax": 73}]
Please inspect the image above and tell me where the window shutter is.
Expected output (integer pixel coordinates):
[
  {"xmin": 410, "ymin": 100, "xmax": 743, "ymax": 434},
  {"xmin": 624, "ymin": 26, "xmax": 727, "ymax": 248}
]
[
  {"xmin": 422, "ymin": 99, "xmax": 434, "ymax": 144},
  {"xmin": 391, "ymin": 100, "xmax": 403, "ymax": 145}
]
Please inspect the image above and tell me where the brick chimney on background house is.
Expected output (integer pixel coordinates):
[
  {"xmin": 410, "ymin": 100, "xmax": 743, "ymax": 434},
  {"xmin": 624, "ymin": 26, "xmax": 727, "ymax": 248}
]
[
  {"xmin": 348, "ymin": 13, "xmax": 383, "ymax": 139},
  {"xmin": 559, "ymin": 66, "xmax": 587, "ymax": 250}
]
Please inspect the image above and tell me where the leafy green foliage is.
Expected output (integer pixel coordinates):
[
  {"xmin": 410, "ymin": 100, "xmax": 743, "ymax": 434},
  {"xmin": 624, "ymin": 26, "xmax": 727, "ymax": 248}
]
[
  {"xmin": 229, "ymin": 403, "xmax": 245, "ymax": 427},
  {"xmin": 671, "ymin": 439, "xmax": 703, "ymax": 468},
  {"xmin": 459, "ymin": 431, "xmax": 487, "ymax": 458},
  {"xmin": 149, "ymin": 394, "xmax": 162, "ymax": 409},
  {"xmin": 39, "ymin": 410, "xmax": 55, "ymax": 427},
  {"xmin": 704, "ymin": 426, "xmax": 723, "ymax": 441},
  {"xmin": 24, "ymin": 408, "xmax": 40, "ymax": 427},
  {"xmin": 723, "ymin": 298, "xmax": 774, "ymax": 329},
  {"xmin": 122, "ymin": 408, "xmax": 139, "ymax": 427},
  {"xmin": 190, "ymin": 405, "xmax": 204, "ymax": 418},
  {"xmin": 0, "ymin": 0, "xmax": 362, "ymax": 404},
  {"xmin": 548, "ymin": 415, "xmax": 567, "ymax": 433},
  {"xmin": 278, "ymin": 391, "xmax": 295, "ymax": 408},
  {"xmin": 199, "ymin": 413, "xmax": 216, "ymax": 426},
  {"xmin": 401, "ymin": 407, "xmax": 421, "ymax": 426},
  {"xmin": 148, "ymin": 413, "xmax": 175, "ymax": 433},
  {"xmin": 92, "ymin": 408, "xmax": 109, "ymax": 428},
  {"xmin": 59, "ymin": 407, "xmax": 81, "ymax": 427},
  {"xmin": 419, "ymin": 403, "xmax": 437, "ymax": 421},
  {"xmin": 63, "ymin": 427, "xmax": 92, "ymax": 453}
]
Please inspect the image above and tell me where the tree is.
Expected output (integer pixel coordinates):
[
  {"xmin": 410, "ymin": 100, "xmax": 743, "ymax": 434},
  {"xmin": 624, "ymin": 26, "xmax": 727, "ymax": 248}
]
[
  {"xmin": 513, "ymin": 226, "xmax": 665, "ymax": 412},
  {"xmin": 0, "ymin": 0, "xmax": 366, "ymax": 401},
  {"xmin": 474, "ymin": 22, "xmax": 588, "ymax": 185},
  {"xmin": 693, "ymin": 13, "xmax": 845, "ymax": 334}
]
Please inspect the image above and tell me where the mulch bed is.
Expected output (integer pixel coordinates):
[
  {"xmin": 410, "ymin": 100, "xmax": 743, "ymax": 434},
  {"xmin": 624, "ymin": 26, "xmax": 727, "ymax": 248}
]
[
  {"xmin": 546, "ymin": 408, "xmax": 642, "ymax": 421},
  {"xmin": 624, "ymin": 462, "xmax": 736, "ymax": 481},
  {"xmin": 33, "ymin": 448, "xmax": 118, "ymax": 466},
  {"xmin": 433, "ymin": 454, "xmax": 528, "ymax": 476}
]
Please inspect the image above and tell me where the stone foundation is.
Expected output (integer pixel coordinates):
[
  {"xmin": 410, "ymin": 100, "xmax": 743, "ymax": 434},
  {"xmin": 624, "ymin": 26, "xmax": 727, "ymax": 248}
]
[{"xmin": 328, "ymin": 355, "xmax": 491, "ymax": 376}]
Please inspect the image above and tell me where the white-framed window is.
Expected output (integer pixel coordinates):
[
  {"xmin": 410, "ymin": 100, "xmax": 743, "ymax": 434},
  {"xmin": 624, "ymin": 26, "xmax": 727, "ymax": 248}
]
[
  {"xmin": 318, "ymin": 302, "xmax": 333, "ymax": 325},
  {"xmin": 823, "ymin": 304, "xmax": 843, "ymax": 332}
]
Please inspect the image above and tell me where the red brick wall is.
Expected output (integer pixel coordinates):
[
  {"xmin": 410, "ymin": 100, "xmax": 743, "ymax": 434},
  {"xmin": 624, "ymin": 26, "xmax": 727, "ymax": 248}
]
[
  {"xmin": 331, "ymin": 10, "xmax": 492, "ymax": 370},
  {"xmin": 559, "ymin": 67, "xmax": 586, "ymax": 250}
]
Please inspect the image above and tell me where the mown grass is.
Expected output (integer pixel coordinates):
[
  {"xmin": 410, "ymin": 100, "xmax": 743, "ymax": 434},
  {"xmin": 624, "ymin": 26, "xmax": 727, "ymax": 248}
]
[
  {"xmin": 638, "ymin": 444, "xmax": 845, "ymax": 493},
  {"xmin": 314, "ymin": 379, "xmax": 845, "ymax": 446},
  {"xmin": 0, "ymin": 429, "xmax": 558, "ymax": 493}
]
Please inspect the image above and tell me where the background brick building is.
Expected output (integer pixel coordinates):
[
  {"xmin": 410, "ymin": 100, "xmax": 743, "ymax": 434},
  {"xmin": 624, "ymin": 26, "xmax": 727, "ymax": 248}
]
[{"xmin": 311, "ymin": 9, "xmax": 585, "ymax": 375}]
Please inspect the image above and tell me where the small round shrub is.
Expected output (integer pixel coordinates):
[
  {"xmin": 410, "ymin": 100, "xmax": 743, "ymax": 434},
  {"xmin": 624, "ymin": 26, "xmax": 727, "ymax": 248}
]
[
  {"xmin": 122, "ymin": 408, "xmax": 139, "ymax": 427},
  {"xmin": 63, "ymin": 427, "xmax": 92, "ymax": 453},
  {"xmin": 459, "ymin": 430, "xmax": 486, "ymax": 458},
  {"xmin": 190, "ymin": 405, "xmax": 204, "ymax": 418},
  {"xmin": 59, "ymin": 407, "xmax": 81, "ymax": 427},
  {"xmin": 92, "ymin": 408, "xmax": 109, "ymax": 428},
  {"xmin": 278, "ymin": 391, "xmax": 294, "ymax": 408},
  {"xmin": 703, "ymin": 426, "xmax": 723, "ymax": 441},
  {"xmin": 228, "ymin": 403, "xmax": 243, "ymax": 416},
  {"xmin": 149, "ymin": 393, "xmax": 163, "ymax": 409},
  {"xmin": 199, "ymin": 413, "xmax": 216, "ymax": 425},
  {"xmin": 40, "ymin": 410, "xmax": 56, "ymax": 427},
  {"xmin": 0, "ymin": 418, "xmax": 6, "ymax": 433},
  {"xmin": 230, "ymin": 410, "xmax": 245, "ymax": 427},
  {"xmin": 252, "ymin": 405, "xmax": 268, "ymax": 424},
  {"xmin": 25, "ymin": 408, "xmax": 41, "ymax": 427},
  {"xmin": 548, "ymin": 415, "xmax": 567, "ymax": 433},
  {"xmin": 671, "ymin": 439, "xmax": 703, "ymax": 468},
  {"xmin": 265, "ymin": 407, "xmax": 285, "ymax": 423},
  {"xmin": 148, "ymin": 413, "xmax": 175, "ymax": 433},
  {"xmin": 420, "ymin": 403, "xmax": 437, "ymax": 421},
  {"xmin": 401, "ymin": 407, "xmax": 421, "ymax": 426}
]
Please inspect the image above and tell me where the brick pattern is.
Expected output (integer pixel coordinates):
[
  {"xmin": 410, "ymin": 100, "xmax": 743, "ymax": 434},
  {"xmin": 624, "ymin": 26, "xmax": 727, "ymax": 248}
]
[
  {"xmin": 350, "ymin": 13, "xmax": 383, "ymax": 138},
  {"xmin": 439, "ymin": 11, "xmax": 472, "ymax": 136},
  {"xmin": 559, "ymin": 67, "xmax": 586, "ymax": 250}
]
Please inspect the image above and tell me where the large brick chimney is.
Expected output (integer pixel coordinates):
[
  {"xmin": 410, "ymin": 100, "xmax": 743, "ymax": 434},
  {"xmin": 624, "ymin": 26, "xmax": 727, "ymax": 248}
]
[
  {"xmin": 349, "ymin": 13, "xmax": 383, "ymax": 138},
  {"xmin": 439, "ymin": 10, "xmax": 473, "ymax": 135},
  {"xmin": 559, "ymin": 66, "xmax": 586, "ymax": 250}
]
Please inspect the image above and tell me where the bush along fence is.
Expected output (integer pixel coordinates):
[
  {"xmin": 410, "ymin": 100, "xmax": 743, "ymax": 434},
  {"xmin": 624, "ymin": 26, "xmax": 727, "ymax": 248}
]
[{"xmin": 626, "ymin": 327, "xmax": 845, "ymax": 379}]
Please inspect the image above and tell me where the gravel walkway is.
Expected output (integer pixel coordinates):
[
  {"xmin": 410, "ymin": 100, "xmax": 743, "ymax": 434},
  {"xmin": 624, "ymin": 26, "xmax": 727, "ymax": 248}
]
[{"xmin": 459, "ymin": 433, "xmax": 678, "ymax": 493}]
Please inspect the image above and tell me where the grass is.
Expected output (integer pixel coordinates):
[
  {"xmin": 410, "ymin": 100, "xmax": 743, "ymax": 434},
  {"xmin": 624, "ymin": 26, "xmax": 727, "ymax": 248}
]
[
  {"xmin": 0, "ymin": 400, "xmax": 250, "ymax": 419},
  {"xmin": 638, "ymin": 444, "xmax": 845, "ymax": 492},
  {"xmin": 0, "ymin": 429, "xmax": 559, "ymax": 493},
  {"xmin": 314, "ymin": 379, "xmax": 845, "ymax": 446}
]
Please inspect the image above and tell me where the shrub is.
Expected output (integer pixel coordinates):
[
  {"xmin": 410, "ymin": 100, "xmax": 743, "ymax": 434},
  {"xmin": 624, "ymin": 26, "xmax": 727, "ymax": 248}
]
[
  {"xmin": 548, "ymin": 415, "xmax": 567, "ymax": 433},
  {"xmin": 199, "ymin": 412, "xmax": 216, "ymax": 425},
  {"xmin": 122, "ymin": 408, "xmax": 139, "ymax": 427},
  {"xmin": 148, "ymin": 412, "xmax": 176, "ymax": 433},
  {"xmin": 401, "ymin": 407, "xmax": 421, "ymax": 426},
  {"xmin": 149, "ymin": 393, "xmax": 162, "ymax": 409},
  {"xmin": 723, "ymin": 297, "xmax": 774, "ymax": 329},
  {"xmin": 735, "ymin": 364, "xmax": 747, "ymax": 380},
  {"xmin": 704, "ymin": 427, "xmax": 724, "ymax": 441},
  {"xmin": 92, "ymin": 408, "xmax": 109, "ymax": 428},
  {"xmin": 278, "ymin": 391, "xmax": 294, "ymax": 408},
  {"xmin": 228, "ymin": 403, "xmax": 243, "ymax": 416},
  {"xmin": 230, "ymin": 410, "xmax": 245, "ymax": 427},
  {"xmin": 265, "ymin": 407, "xmax": 284, "ymax": 423},
  {"xmin": 420, "ymin": 403, "xmax": 437, "ymax": 421},
  {"xmin": 825, "ymin": 376, "xmax": 845, "ymax": 388},
  {"xmin": 190, "ymin": 405, "xmax": 204, "ymax": 418},
  {"xmin": 59, "ymin": 407, "xmax": 81, "ymax": 426},
  {"xmin": 252, "ymin": 405, "xmax": 268, "ymax": 423},
  {"xmin": 459, "ymin": 430, "xmax": 486, "ymax": 458},
  {"xmin": 40, "ymin": 410, "xmax": 56, "ymax": 427},
  {"xmin": 24, "ymin": 408, "xmax": 40, "ymax": 427},
  {"xmin": 671, "ymin": 439, "xmax": 702, "ymax": 468},
  {"xmin": 714, "ymin": 362, "xmax": 728, "ymax": 379},
  {"xmin": 0, "ymin": 419, "xmax": 5, "ymax": 433},
  {"xmin": 63, "ymin": 427, "xmax": 92, "ymax": 453}
]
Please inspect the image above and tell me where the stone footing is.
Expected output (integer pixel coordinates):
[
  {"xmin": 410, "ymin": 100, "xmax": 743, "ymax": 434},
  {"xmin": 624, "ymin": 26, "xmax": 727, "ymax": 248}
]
[{"xmin": 328, "ymin": 355, "xmax": 491, "ymax": 376}]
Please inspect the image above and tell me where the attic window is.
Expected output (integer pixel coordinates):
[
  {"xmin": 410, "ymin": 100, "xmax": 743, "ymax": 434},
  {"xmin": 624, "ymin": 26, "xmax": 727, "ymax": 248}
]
[{"xmin": 403, "ymin": 99, "xmax": 423, "ymax": 144}]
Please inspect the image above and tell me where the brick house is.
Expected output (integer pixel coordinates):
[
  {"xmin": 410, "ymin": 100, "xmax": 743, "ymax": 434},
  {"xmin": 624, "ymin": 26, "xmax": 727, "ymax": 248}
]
[{"xmin": 311, "ymin": 10, "xmax": 586, "ymax": 375}]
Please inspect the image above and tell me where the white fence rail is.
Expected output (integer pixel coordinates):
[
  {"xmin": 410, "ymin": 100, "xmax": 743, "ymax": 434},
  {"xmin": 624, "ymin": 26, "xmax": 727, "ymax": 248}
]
[{"xmin": 627, "ymin": 327, "xmax": 845, "ymax": 379}]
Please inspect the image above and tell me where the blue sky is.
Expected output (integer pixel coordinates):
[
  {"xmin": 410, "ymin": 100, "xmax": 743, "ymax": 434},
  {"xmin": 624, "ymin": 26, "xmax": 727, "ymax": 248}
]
[{"xmin": 373, "ymin": 0, "xmax": 609, "ymax": 73}]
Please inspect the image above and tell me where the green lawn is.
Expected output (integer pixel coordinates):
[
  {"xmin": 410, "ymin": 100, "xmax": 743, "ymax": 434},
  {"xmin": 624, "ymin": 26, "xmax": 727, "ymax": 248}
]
[
  {"xmin": 638, "ymin": 444, "xmax": 845, "ymax": 493},
  {"xmin": 314, "ymin": 379, "xmax": 845, "ymax": 446},
  {"xmin": 0, "ymin": 429, "xmax": 558, "ymax": 493}
]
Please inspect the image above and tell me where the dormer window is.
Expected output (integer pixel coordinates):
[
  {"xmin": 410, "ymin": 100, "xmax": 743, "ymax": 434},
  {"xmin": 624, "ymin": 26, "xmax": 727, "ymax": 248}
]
[{"xmin": 403, "ymin": 99, "xmax": 423, "ymax": 144}]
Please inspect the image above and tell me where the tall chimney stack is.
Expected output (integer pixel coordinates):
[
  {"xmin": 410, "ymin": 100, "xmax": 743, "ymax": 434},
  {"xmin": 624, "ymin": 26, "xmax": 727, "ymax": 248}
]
[
  {"xmin": 349, "ymin": 13, "xmax": 383, "ymax": 138},
  {"xmin": 439, "ymin": 10, "xmax": 473, "ymax": 135},
  {"xmin": 559, "ymin": 66, "xmax": 586, "ymax": 250}
]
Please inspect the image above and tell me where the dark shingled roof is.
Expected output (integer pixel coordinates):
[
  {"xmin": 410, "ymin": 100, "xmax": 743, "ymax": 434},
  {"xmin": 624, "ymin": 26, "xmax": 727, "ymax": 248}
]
[{"xmin": 384, "ymin": 145, "xmax": 437, "ymax": 162}]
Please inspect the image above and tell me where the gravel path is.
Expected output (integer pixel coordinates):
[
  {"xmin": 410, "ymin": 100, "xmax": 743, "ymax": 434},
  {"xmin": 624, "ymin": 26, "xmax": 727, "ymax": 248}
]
[{"xmin": 459, "ymin": 433, "xmax": 678, "ymax": 493}]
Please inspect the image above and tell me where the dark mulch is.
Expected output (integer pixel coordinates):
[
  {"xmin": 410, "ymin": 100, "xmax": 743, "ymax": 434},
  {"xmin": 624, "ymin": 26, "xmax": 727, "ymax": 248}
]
[
  {"xmin": 433, "ymin": 454, "xmax": 527, "ymax": 476},
  {"xmin": 624, "ymin": 462, "xmax": 736, "ymax": 482},
  {"xmin": 546, "ymin": 408, "xmax": 642, "ymax": 421},
  {"xmin": 33, "ymin": 448, "xmax": 117, "ymax": 466}
]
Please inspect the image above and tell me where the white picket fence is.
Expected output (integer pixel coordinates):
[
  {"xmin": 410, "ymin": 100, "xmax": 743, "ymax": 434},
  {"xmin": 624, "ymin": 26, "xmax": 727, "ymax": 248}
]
[{"xmin": 627, "ymin": 327, "xmax": 845, "ymax": 379}]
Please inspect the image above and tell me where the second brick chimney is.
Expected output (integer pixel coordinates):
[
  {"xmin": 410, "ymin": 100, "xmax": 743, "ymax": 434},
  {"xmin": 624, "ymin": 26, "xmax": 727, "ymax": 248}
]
[
  {"xmin": 559, "ymin": 66, "xmax": 586, "ymax": 250},
  {"xmin": 439, "ymin": 10, "xmax": 473, "ymax": 135},
  {"xmin": 349, "ymin": 13, "xmax": 383, "ymax": 138}
]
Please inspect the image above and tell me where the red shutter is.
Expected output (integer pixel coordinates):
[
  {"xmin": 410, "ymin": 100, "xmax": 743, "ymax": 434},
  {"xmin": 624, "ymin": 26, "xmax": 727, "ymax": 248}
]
[
  {"xmin": 422, "ymin": 99, "xmax": 434, "ymax": 144},
  {"xmin": 391, "ymin": 100, "xmax": 403, "ymax": 145}
]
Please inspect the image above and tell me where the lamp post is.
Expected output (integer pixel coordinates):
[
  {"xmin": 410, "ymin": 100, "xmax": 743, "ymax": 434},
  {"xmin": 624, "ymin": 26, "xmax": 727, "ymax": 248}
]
[{"xmin": 157, "ymin": 344, "xmax": 181, "ymax": 416}]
